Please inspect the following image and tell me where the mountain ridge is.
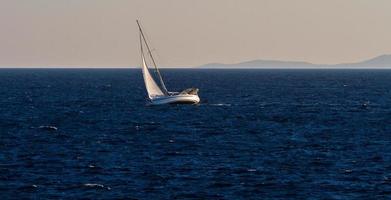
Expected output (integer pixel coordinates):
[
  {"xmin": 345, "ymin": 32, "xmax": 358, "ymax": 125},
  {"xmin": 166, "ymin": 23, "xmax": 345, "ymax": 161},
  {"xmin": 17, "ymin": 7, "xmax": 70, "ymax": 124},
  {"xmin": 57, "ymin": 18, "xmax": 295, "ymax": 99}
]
[{"xmin": 200, "ymin": 55, "xmax": 391, "ymax": 68}]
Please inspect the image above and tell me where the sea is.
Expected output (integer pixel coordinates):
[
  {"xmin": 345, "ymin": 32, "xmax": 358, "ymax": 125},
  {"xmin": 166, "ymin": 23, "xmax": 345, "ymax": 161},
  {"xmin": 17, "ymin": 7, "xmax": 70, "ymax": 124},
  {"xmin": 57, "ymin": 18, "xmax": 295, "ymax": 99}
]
[{"xmin": 0, "ymin": 69, "xmax": 390, "ymax": 199}]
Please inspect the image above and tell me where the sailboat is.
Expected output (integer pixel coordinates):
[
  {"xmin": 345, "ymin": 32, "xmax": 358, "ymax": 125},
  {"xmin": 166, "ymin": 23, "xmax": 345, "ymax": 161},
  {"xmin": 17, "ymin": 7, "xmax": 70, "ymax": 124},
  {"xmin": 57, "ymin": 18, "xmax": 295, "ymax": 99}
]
[{"xmin": 137, "ymin": 20, "xmax": 200, "ymax": 105}]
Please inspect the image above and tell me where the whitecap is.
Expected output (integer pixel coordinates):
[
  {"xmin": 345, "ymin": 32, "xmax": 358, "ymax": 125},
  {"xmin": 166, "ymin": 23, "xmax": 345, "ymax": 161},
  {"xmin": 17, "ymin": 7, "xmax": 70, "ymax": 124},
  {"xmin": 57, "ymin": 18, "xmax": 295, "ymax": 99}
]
[
  {"xmin": 83, "ymin": 183, "xmax": 111, "ymax": 190},
  {"xmin": 38, "ymin": 126, "xmax": 58, "ymax": 131},
  {"xmin": 84, "ymin": 183, "xmax": 104, "ymax": 188},
  {"xmin": 210, "ymin": 103, "xmax": 231, "ymax": 107},
  {"xmin": 362, "ymin": 101, "xmax": 370, "ymax": 107}
]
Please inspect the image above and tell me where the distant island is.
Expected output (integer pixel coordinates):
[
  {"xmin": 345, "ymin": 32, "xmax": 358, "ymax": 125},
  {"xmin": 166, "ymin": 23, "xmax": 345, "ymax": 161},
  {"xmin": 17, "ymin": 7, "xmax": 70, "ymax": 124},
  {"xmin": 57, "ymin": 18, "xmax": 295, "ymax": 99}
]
[{"xmin": 200, "ymin": 55, "xmax": 391, "ymax": 68}]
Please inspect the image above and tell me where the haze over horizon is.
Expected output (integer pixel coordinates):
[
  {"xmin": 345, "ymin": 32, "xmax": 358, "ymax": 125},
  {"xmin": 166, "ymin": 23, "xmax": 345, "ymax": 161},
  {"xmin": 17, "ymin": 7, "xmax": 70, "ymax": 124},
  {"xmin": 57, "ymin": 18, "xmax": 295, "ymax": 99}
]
[{"xmin": 1, "ymin": 0, "xmax": 391, "ymax": 68}]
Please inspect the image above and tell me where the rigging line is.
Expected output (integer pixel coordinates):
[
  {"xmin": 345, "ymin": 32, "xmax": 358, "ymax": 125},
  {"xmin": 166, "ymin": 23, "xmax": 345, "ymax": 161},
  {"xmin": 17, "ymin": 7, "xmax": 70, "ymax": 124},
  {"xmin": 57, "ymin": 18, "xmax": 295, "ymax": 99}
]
[
  {"xmin": 136, "ymin": 20, "xmax": 168, "ymax": 94},
  {"xmin": 139, "ymin": 32, "xmax": 143, "ymax": 59}
]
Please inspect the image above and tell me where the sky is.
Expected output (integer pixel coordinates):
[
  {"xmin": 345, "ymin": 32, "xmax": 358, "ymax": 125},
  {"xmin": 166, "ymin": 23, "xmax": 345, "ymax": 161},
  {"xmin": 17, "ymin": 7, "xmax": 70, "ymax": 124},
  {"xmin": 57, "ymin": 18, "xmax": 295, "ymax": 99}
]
[{"xmin": 0, "ymin": 0, "xmax": 390, "ymax": 67}]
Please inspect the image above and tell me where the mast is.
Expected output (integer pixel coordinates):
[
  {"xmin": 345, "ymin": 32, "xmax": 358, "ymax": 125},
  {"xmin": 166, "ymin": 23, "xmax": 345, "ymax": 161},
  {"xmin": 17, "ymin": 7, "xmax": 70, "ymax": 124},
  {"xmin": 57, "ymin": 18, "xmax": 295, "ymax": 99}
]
[{"xmin": 136, "ymin": 20, "xmax": 169, "ymax": 95}]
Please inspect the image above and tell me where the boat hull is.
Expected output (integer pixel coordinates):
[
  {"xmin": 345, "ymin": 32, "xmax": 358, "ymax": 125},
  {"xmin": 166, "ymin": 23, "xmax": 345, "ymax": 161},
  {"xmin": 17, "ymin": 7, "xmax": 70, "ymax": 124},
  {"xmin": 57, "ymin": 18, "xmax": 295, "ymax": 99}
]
[{"xmin": 150, "ymin": 94, "xmax": 200, "ymax": 105}]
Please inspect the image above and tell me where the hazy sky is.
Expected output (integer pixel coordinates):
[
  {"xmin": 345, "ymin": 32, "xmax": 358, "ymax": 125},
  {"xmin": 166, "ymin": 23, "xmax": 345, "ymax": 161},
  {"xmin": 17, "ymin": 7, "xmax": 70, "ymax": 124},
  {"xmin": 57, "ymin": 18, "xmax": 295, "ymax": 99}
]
[{"xmin": 0, "ymin": 0, "xmax": 390, "ymax": 67}]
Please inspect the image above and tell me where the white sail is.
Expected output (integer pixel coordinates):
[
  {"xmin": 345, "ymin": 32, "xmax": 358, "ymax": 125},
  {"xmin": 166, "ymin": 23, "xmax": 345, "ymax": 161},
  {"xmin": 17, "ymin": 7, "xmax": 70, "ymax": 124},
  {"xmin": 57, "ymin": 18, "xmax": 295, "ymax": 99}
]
[{"xmin": 141, "ymin": 54, "xmax": 165, "ymax": 99}]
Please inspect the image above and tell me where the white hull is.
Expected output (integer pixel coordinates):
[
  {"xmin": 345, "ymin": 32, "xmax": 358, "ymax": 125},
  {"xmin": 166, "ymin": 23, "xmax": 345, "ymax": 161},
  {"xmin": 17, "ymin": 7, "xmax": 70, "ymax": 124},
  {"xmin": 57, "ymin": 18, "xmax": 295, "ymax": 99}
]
[{"xmin": 150, "ymin": 94, "xmax": 200, "ymax": 105}]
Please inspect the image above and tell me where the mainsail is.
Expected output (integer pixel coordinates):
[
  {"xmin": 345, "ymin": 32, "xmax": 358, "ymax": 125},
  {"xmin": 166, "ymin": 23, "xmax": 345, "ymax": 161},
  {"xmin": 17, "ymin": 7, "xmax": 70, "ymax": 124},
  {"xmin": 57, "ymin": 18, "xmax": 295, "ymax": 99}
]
[
  {"xmin": 137, "ymin": 20, "xmax": 169, "ymax": 97},
  {"xmin": 141, "ymin": 53, "xmax": 164, "ymax": 98}
]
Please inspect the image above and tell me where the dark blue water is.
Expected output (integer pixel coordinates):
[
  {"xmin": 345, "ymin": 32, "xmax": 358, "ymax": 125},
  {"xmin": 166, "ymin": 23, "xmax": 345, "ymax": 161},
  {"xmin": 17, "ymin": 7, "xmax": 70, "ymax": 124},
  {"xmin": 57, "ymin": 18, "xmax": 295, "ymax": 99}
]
[{"xmin": 0, "ymin": 69, "xmax": 390, "ymax": 199}]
